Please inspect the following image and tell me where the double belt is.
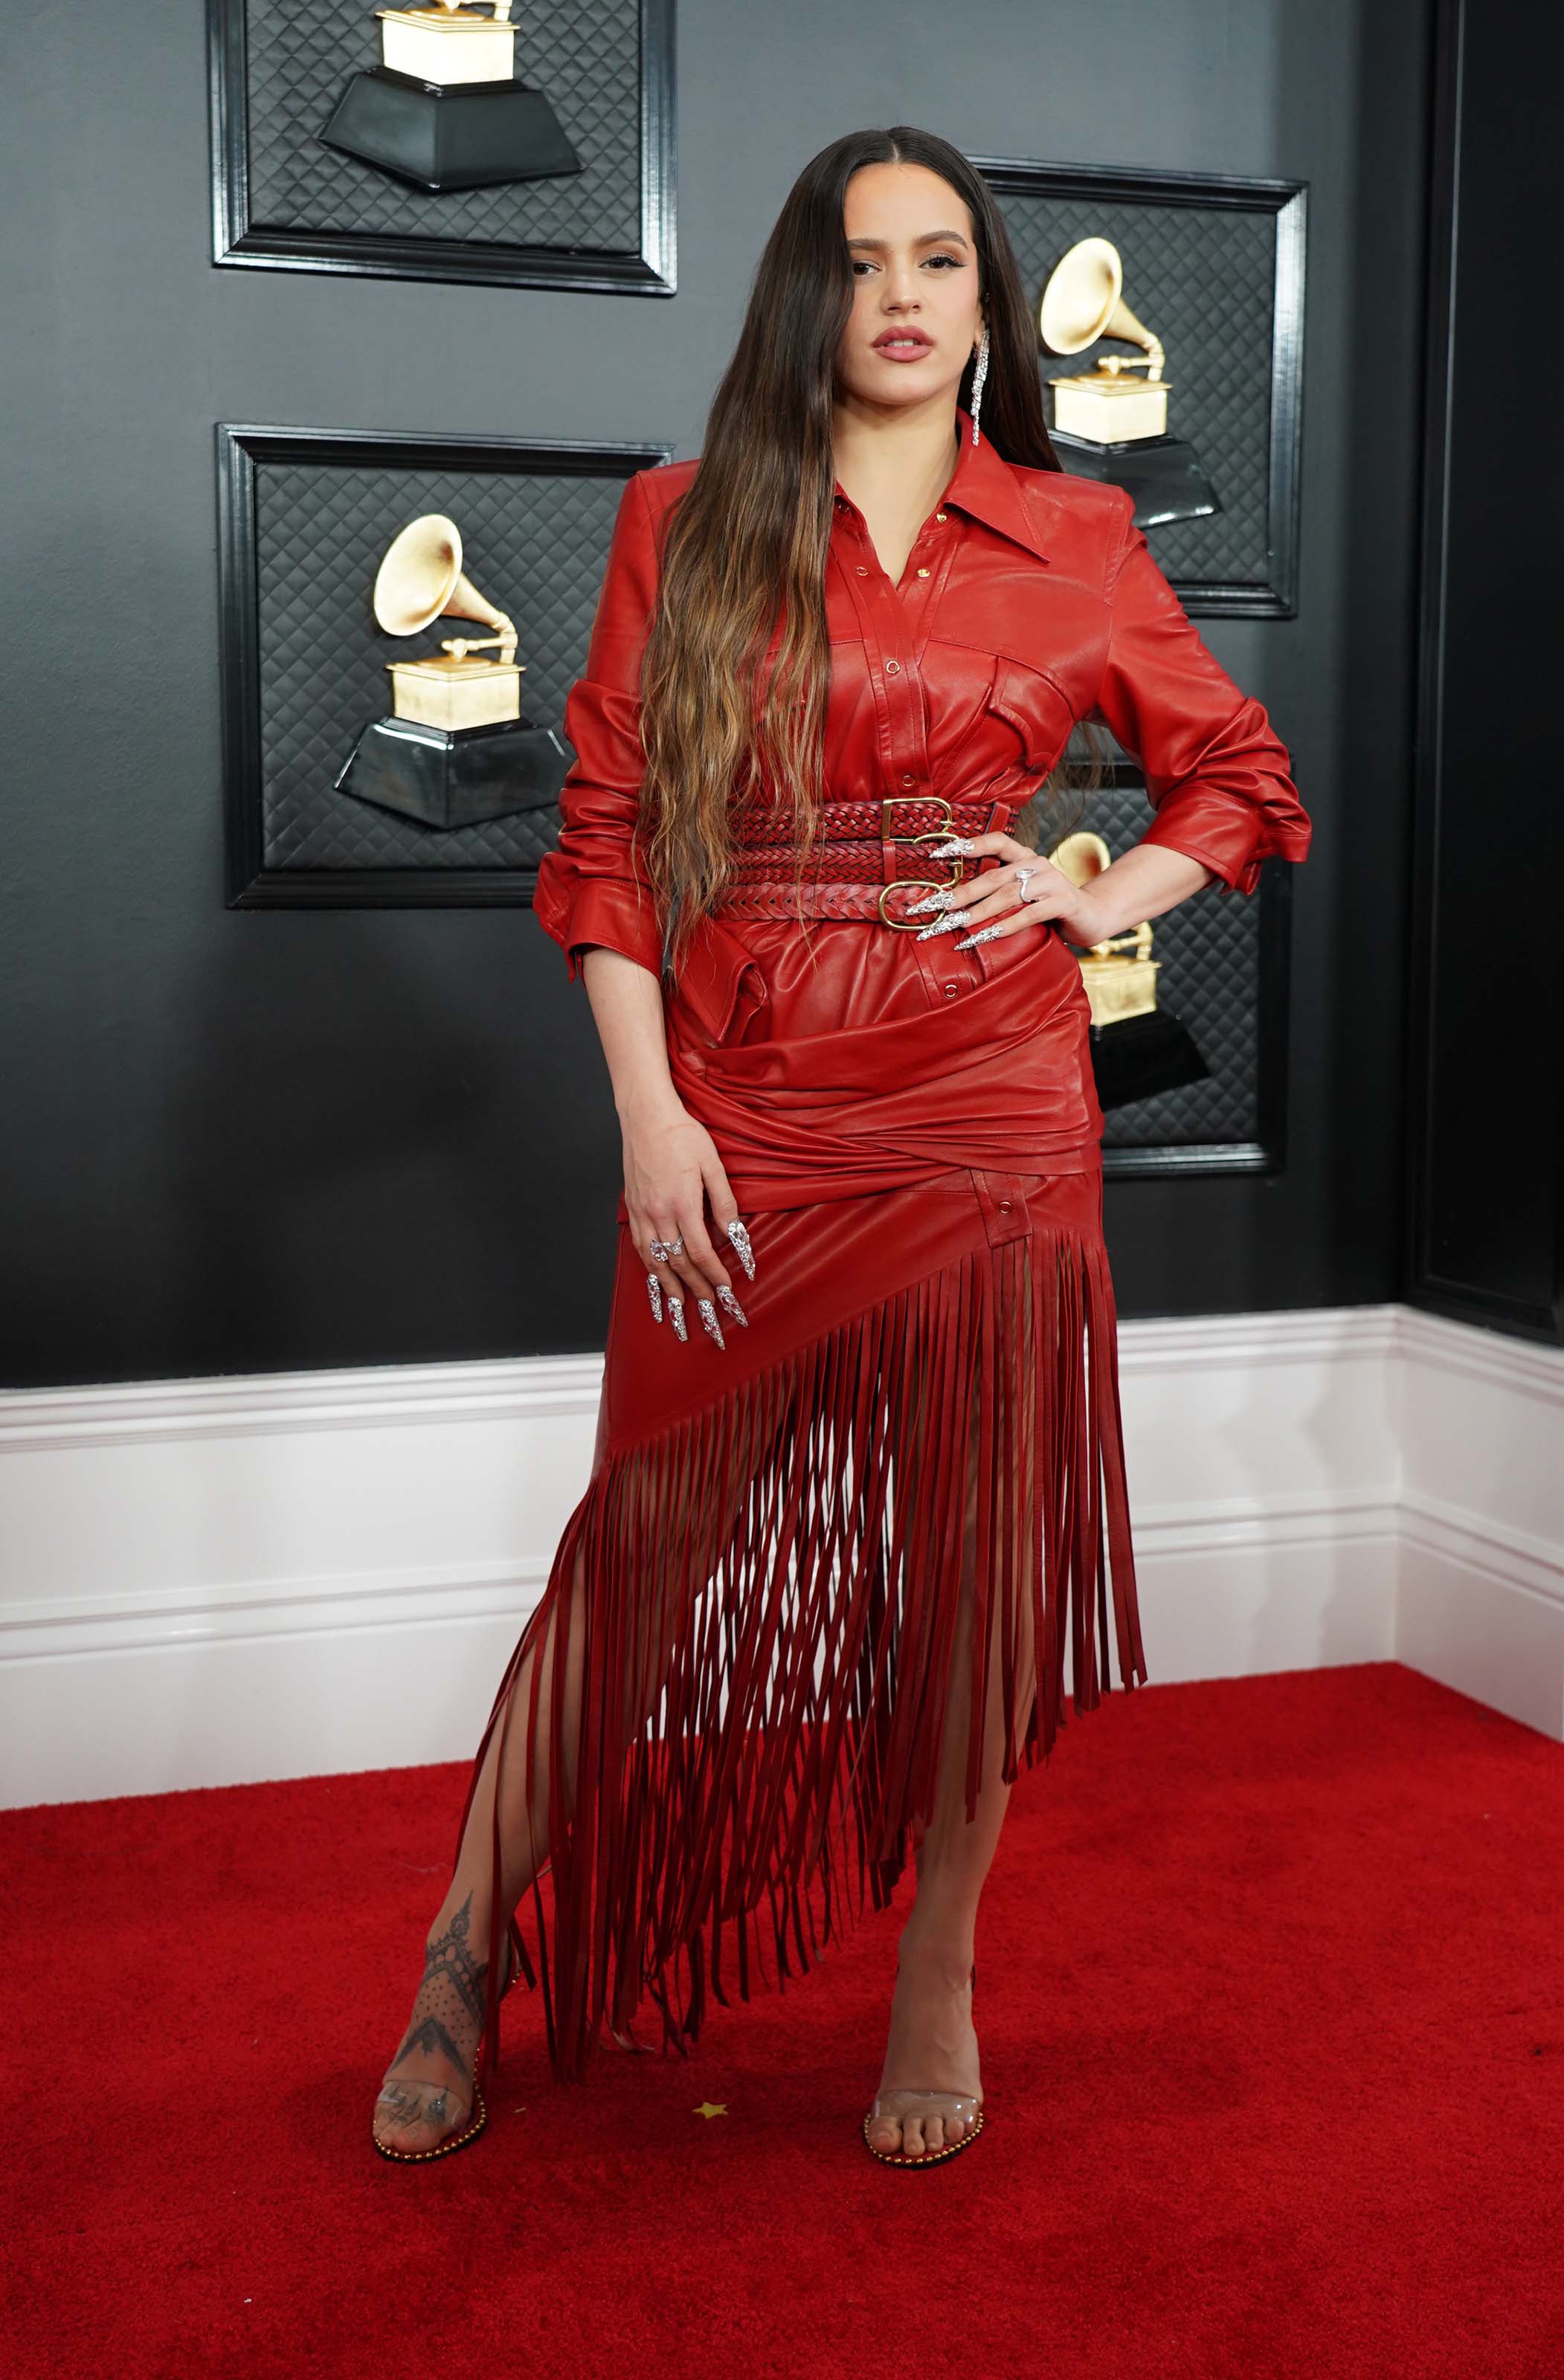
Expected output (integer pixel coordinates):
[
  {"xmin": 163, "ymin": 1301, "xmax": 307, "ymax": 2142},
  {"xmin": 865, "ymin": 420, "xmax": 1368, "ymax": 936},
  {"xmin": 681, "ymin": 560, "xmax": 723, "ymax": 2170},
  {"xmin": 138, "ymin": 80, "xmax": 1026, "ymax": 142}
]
[{"xmin": 716, "ymin": 795, "xmax": 1010, "ymax": 929}]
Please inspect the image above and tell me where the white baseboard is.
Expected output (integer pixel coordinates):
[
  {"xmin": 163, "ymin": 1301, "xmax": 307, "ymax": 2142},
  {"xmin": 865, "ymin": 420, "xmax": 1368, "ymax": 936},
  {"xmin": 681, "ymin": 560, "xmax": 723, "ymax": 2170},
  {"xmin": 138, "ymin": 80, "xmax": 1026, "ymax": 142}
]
[
  {"xmin": 1391, "ymin": 1302, "xmax": 1564, "ymax": 1737},
  {"xmin": 2, "ymin": 1308, "xmax": 1559, "ymax": 1807}
]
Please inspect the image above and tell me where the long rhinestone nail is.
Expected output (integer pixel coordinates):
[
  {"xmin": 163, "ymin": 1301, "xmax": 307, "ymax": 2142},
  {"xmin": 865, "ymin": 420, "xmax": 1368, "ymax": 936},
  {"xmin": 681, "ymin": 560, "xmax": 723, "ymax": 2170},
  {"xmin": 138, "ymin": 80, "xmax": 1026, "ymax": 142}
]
[
  {"xmin": 953, "ymin": 924, "xmax": 1005, "ymax": 950},
  {"xmin": 668, "ymin": 1296, "xmax": 687, "ymax": 1342},
  {"xmin": 725, "ymin": 1219, "xmax": 756, "ymax": 1281},
  {"xmin": 697, "ymin": 1298, "xmax": 726, "ymax": 1351},
  {"xmin": 927, "ymin": 837, "xmax": 976, "ymax": 858},
  {"xmin": 646, "ymin": 1272, "xmax": 663, "ymax": 1324},
  {"xmin": 716, "ymin": 1285, "xmax": 748, "ymax": 1328},
  {"xmin": 915, "ymin": 912, "xmax": 962, "ymax": 941},
  {"xmin": 905, "ymin": 887, "xmax": 956, "ymax": 916}
]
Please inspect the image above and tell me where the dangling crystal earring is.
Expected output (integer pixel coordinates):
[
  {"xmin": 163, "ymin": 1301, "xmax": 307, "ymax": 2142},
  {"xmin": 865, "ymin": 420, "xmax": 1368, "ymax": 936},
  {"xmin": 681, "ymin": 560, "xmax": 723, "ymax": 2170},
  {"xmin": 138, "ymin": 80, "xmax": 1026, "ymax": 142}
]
[{"xmin": 969, "ymin": 323, "xmax": 990, "ymax": 445}]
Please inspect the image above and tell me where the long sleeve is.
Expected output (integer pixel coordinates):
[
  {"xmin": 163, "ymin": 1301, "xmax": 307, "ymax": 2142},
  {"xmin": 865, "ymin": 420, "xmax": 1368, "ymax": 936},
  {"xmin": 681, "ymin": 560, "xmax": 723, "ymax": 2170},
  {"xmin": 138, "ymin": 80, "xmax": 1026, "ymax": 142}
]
[
  {"xmin": 1092, "ymin": 492, "xmax": 1311, "ymax": 898},
  {"xmin": 532, "ymin": 469, "xmax": 666, "ymax": 980}
]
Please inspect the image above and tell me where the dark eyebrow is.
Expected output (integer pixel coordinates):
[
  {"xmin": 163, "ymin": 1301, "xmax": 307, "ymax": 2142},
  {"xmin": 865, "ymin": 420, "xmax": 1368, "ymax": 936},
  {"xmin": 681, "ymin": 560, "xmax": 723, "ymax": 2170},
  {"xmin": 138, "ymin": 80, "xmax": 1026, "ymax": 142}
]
[{"xmin": 845, "ymin": 230, "xmax": 971, "ymax": 251}]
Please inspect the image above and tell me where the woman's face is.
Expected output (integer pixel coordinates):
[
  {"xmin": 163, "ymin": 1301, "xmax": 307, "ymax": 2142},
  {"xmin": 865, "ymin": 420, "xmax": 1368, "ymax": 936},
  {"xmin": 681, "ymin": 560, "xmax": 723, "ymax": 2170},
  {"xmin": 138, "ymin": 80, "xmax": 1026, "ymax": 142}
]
[{"xmin": 836, "ymin": 161, "xmax": 985, "ymax": 414}]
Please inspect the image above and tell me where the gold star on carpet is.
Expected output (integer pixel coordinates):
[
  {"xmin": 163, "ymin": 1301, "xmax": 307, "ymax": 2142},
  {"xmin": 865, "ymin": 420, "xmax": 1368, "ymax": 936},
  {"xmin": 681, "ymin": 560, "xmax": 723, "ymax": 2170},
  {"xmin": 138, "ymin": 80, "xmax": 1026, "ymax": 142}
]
[{"xmin": 693, "ymin": 2100, "xmax": 727, "ymax": 2120}]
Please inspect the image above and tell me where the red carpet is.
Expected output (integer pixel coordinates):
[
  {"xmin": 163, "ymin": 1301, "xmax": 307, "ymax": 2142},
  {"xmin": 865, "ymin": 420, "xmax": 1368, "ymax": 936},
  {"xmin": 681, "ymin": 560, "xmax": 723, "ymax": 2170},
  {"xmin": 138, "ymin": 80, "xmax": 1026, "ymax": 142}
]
[{"xmin": 6, "ymin": 1662, "xmax": 1563, "ymax": 2380}]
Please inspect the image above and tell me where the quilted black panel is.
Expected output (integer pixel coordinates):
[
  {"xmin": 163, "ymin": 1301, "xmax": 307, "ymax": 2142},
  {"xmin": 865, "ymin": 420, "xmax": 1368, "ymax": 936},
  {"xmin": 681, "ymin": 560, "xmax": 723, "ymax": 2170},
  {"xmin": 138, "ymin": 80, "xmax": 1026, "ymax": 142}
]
[
  {"xmin": 255, "ymin": 458, "xmax": 632, "ymax": 871},
  {"xmin": 1044, "ymin": 779, "xmax": 1264, "ymax": 1148},
  {"xmin": 995, "ymin": 190, "xmax": 1277, "ymax": 590},
  {"xmin": 243, "ymin": 0, "xmax": 641, "ymax": 251}
]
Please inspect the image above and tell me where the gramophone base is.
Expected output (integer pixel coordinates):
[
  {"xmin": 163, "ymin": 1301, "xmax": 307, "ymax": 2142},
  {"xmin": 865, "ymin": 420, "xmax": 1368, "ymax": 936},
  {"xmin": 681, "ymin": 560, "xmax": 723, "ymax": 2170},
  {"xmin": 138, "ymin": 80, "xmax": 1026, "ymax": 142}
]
[
  {"xmin": 1049, "ymin": 431, "xmax": 1220, "ymax": 531},
  {"xmin": 319, "ymin": 68, "xmax": 582, "ymax": 193},
  {"xmin": 335, "ymin": 716, "xmax": 571, "ymax": 831}
]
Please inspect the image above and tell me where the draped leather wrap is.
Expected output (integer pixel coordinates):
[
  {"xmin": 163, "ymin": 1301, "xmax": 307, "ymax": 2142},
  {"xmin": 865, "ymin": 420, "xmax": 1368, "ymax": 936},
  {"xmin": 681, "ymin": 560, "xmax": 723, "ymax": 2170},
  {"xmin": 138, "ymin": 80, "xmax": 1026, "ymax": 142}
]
[{"xmin": 666, "ymin": 903, "xmax": 1103, "ymax": 1215}]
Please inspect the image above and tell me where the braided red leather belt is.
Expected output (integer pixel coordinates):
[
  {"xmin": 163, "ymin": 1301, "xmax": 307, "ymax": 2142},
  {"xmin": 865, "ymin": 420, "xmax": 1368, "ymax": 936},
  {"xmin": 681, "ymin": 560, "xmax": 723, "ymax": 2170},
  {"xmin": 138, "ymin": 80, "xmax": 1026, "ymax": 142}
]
[{"xmin": 715, "ymin": 795, "xmax": 1008, "ymax": 928}]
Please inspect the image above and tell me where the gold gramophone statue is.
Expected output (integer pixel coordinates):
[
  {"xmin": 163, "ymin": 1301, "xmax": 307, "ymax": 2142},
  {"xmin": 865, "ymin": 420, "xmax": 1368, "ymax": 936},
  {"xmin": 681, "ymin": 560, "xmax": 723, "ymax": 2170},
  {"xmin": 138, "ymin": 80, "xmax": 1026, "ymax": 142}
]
[
  {"xmin": 1050, "ymin": 830, "xmax": 1211, "ymax": 1109},
  {"xmin": 1039, "ymin": 239, "xmax": 1218, "ymax": 530},
  {"xmin": 335, "ymin": 514, "xmax": 570, "ymax": 830},
  {"xmin": 320, "ymin": 2, "xmax": 581, "ymax": 193},
  {"xmin": 376, "ymin": 513, "xmax": 521, "ymax": 729}
]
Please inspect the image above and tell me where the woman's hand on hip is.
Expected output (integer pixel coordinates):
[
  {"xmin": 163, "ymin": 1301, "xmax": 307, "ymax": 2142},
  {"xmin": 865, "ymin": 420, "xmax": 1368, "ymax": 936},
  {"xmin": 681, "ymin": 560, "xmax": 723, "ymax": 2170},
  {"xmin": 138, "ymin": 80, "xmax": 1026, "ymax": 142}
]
[
  {"xmin": 901, "ymin": 832, "xmax": 1107, "ymax": 950},
  {"xmin": 906, "ymin": 830, "xmax": 1216, "ymax": 948},
  {"xmin": 621, "ymin": 1092, "xmax": 752, "ymax": 1349}
]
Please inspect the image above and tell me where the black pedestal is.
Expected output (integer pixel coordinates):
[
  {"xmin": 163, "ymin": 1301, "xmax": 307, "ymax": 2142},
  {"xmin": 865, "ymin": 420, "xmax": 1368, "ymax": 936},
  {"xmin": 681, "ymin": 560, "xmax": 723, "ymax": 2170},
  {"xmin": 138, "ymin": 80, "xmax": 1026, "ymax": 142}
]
[
  {"xmin": 1049, "ymin": 431, "xmax": 1221, "ymax": 531},
  {"xmin": 335, "ymin": 716, "xmax": 571, "ymax": 830},
  {"xmin": 1088, "ymin": 1009, "xmax": 1212, "ymax": 1111},
  {"xmin": 319, "ymin": 68, "xmax": 582, "ymax": 193}
]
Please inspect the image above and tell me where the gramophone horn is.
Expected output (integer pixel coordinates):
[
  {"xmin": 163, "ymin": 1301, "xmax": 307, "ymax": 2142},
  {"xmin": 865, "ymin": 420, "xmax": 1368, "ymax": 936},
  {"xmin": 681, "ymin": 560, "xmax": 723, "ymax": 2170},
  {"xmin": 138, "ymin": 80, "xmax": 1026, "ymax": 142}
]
[
  {"xmin": 1039, "ymin": 239, "xmax": 1165, "ymax": 381},
  {"xmin": 1049, "ymin": 829, "xmax": 1113, "ymax": 889},
  {"xmin": 373, "ymin": 513, "xmax": 517, "ymax": 663}
]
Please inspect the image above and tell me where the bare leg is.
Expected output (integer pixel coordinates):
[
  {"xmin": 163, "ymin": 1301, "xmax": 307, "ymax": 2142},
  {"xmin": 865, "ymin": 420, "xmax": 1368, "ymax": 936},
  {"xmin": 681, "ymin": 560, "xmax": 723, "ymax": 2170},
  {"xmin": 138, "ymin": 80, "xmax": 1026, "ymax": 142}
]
[
  {"xmin": 866, "ymin": 1470, "xmax": 1038, "ymax": 2159},
  {"xmin": 371, "ymin": 1409, "xmax": 762, "ymax": 2152},
  {"xmin": 373, "ymin": 1554, "xmax": 589, "ymax": 2152}
]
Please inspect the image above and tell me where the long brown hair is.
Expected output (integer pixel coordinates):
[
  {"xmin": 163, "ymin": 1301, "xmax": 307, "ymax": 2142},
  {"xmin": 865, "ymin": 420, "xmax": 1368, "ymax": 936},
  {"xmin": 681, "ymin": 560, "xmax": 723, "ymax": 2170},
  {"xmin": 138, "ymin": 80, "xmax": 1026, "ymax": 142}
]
[{"xmin": 638, "ymin": 127, "xmax": 1065, "ymax": 962}]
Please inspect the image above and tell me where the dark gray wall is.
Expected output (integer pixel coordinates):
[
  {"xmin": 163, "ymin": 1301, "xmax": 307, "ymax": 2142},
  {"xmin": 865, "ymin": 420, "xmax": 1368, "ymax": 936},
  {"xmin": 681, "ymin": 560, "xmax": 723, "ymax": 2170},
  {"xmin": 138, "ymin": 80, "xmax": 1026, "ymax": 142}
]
[
  {"xmin": 1404, "ymin": 0, "xmax": 1564, "ymax": 1345},
  {"xmin": 1, "ymin": 1, "xmax": 1431, "ymax": 1389}
]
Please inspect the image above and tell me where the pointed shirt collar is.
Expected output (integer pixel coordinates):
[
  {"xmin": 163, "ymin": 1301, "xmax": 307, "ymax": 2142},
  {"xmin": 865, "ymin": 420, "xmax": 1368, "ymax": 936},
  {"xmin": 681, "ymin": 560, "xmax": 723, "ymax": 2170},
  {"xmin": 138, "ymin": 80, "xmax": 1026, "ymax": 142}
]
[{"xmin": 831, "ymin": 405, "xmax": 1050, "ymax": 566}]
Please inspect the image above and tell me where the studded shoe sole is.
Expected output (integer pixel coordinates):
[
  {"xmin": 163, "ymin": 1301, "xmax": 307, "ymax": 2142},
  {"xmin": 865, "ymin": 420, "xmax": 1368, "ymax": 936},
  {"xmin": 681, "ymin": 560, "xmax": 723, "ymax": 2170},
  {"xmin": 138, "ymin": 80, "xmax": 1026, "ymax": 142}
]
[{"xmin": 861, "ymin": 2102, "xmax": 985, "ymax": 2167}]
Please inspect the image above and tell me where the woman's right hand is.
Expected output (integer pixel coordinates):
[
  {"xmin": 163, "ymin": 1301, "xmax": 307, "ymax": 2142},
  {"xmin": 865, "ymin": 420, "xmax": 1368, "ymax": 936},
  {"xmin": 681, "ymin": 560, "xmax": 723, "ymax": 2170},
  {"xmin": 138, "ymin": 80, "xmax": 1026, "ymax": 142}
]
[{"xmin": 620, "ymin": 1091, "xmax": 753, "ymax": 1350}]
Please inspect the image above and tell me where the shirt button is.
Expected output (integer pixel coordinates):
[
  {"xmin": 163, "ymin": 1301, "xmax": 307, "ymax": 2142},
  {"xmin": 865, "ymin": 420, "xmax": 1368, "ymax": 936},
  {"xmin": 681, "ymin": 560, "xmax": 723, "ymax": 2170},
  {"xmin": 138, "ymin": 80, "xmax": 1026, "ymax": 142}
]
[
  {"xmin": 998, "ymin": 1200, "xmax": 1013, "ymax": 1215},
  {"xmin": 884, "ymin": 659, "xmax": 901, "ymax": 675},
  {"xmin": 900, "ymin": 772, "xmax": 915, "ymax": 788},
  {"xmin": 855, "ymin": 564, "xmax": 868, "ymax": 576},
  {"xmin": 942, "ymin": 982, "xmax": 959, "ymax": 1000}
]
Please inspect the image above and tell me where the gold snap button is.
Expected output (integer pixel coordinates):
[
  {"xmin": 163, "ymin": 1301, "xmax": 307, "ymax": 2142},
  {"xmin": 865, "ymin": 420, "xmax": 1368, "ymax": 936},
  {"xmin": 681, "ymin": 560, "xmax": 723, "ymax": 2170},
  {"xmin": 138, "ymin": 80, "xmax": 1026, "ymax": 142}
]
[
  {"xmin": 916, "ymin": 567, "xmax": 930, "ymax": 577},
  {"xmin": 900, "ymin": 773, "xmax": 915, "ymax": 787},
  {"xmin": 885, "ymin": 659, "xmax": 901, "ymax": 675},
  {"xmin": 998, "ymin": 1200, "xmax": 1013, "ymax": 1214},
  {"xmin": 855, "ymin": 565, "xmax": 868, "ymax": 576},
  {"xmin": 936, "ymin": 510, "xmax": 947, "ymax": 521},
  {"xmin": 942, "ymin": 983, "xmax": 959, "ymax": 999}
]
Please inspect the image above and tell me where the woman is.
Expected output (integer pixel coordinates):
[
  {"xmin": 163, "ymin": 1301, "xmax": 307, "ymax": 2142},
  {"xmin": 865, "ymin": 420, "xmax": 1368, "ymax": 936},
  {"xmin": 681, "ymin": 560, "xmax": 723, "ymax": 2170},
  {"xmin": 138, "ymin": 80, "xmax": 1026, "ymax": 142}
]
[{"xmin": 372, "ymin": 126, "xmax": 1310, "ymax": 2168}]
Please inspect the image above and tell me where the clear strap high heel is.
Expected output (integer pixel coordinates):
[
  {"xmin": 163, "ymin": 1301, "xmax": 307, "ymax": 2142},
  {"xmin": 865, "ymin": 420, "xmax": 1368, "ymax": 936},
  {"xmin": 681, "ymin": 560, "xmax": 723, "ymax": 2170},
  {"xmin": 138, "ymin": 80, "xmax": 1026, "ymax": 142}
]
[
  {"xmin": 862, "ymin": 1961, "xmax": 985, "ymax": 2168},
  {"xmin": 372, "ymin": 1912, "xmax": 527, "ymax": 2165}
]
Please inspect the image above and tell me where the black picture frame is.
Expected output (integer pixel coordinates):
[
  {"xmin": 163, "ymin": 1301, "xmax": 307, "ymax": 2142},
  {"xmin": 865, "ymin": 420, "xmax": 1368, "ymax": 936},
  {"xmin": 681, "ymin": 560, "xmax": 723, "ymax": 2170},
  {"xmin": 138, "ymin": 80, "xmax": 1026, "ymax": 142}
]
[
  {"xmin": 973, "ymin": 154, "xmax": 1308, "ymax": 618},
  {"xmin": 1046, "ymin": 763, "xmax": 1295, "ymax": 1179},
  {"xmin": 1098, "ymin": 885, "xmax": 1294, "ymax": 1179},
  {"xmin": 217, "ymin": 422, "xmax": 673, "ymax": 908},
  {"xmin": 207, "ymin": 0, "xmax": 676, "ymax": 295}
]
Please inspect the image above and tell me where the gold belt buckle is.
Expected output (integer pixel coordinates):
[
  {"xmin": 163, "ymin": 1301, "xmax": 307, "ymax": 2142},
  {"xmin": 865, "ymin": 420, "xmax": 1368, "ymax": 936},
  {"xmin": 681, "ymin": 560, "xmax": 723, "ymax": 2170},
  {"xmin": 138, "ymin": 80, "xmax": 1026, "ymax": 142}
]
[{"xmin": 875, "ymin": 794, "xmax": 962, "ymax": 923}]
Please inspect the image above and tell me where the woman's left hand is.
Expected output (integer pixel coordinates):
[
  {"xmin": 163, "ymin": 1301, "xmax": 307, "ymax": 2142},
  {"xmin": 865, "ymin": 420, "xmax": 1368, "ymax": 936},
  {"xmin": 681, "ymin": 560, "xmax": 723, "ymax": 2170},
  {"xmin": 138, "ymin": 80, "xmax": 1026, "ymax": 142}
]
[{"xmin": 907, "ymin": 833, "xmax": 1109, "ymax": 951}]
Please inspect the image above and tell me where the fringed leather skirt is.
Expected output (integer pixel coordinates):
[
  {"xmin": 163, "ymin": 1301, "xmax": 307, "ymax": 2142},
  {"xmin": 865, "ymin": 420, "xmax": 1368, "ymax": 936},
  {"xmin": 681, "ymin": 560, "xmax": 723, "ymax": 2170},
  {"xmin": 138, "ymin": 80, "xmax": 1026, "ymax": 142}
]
[{"xmin": 460, "ymin": 881, "xmax": 1147, "ymax": 2082}]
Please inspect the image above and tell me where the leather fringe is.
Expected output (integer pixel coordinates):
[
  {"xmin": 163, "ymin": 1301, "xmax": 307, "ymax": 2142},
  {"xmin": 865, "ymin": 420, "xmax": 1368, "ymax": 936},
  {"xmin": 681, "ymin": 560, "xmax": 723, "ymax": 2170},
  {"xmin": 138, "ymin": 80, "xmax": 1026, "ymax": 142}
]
[{"xmin": 462, "ymin": 1224, "xmax": 1145, "ymax": 2083}]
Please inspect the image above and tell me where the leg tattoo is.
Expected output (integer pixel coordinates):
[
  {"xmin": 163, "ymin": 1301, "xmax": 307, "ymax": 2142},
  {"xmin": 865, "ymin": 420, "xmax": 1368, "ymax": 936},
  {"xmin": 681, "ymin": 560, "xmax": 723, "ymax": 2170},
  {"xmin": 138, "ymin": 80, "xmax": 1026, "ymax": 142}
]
[
  {"xmin": 376, "ymin": 1893, "xmax": 495, "ymax": 2146},
  {"xmin": 389, "ymin": 1893, "xmax": 489, "ymax": 2071}
]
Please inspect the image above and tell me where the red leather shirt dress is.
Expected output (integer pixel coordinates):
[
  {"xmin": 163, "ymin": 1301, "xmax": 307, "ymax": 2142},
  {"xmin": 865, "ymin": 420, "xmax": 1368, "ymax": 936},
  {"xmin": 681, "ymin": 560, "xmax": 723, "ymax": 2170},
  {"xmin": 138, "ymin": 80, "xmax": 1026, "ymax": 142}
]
[{"xmin": 462, "ymin": 405, "xmax": 1312, "ymax": 2080}]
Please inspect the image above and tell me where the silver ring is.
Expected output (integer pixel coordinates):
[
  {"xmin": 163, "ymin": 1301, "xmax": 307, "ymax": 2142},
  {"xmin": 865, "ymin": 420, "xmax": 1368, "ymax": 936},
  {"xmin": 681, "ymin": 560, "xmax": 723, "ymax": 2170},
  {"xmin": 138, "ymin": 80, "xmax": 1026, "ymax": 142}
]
[
  {"xmin": 648, "ymin": 1234, "xmax": 684, "ymax": 1264},
  {"xmin": 1014, "ymin": 866, "xmax": 1034, "ymax": 904}
]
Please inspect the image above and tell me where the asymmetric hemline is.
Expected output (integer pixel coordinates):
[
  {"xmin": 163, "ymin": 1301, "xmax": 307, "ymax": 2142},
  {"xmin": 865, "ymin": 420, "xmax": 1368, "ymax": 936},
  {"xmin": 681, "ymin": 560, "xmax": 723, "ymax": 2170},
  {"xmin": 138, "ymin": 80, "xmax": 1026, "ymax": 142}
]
[{"xmin": 460, "ymin": 916, "xmax": 1148, "ymax": 2085}]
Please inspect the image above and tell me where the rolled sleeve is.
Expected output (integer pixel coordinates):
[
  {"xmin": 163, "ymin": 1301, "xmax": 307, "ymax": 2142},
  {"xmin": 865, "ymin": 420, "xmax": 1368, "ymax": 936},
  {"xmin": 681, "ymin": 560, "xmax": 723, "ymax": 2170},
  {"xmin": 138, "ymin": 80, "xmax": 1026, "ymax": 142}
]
[
  {"xmin": 532, "ymin": 470, "xmax": 666, "ymax": 980},
  {"xmin": 1094, "ymin": 493, "xmax": 1311, "ymax": 898}
]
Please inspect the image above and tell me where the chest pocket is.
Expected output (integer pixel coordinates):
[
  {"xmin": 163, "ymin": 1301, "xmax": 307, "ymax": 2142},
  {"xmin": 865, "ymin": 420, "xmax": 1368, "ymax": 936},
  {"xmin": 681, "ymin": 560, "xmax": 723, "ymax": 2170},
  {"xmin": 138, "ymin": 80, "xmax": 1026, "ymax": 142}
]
[{"xmin": 984, "ymin": 654, "xmax": 1077, "ymax": 781}]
